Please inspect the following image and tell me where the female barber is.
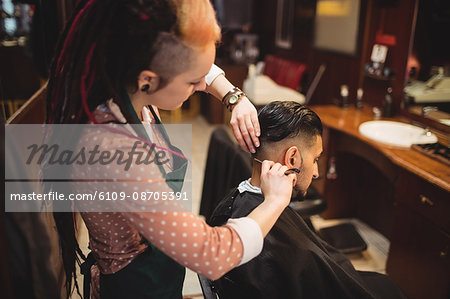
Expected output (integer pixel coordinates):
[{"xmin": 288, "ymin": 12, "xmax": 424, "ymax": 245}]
[{"xmin": 47, "ymin": 0, "xmax": 295, "ymax": 298}]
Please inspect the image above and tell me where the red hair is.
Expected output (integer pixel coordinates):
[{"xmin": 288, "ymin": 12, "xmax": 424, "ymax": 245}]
[{"xmin": 174, "ymin": 0, "xmax": 221, "ymax": 48}]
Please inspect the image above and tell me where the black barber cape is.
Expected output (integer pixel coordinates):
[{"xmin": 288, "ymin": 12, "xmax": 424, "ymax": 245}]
[{"xmin": 209, "ymin": 189, "xmax": 406, "ymax": 299}]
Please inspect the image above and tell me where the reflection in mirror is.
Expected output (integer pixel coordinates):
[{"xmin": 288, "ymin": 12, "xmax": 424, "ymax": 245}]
[{"xmin": 403, "ymin": 0, "xmax": 450, "ymax": 127}]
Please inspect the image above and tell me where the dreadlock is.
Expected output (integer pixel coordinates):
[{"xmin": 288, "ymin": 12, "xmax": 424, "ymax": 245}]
[{"xmin": 47, "ymin": 0, "xmax": 177, "ymax": 125}]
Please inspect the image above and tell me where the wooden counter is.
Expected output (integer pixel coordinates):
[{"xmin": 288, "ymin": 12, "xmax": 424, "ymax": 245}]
[
  {"xmin": 310, "ymin": 105, "xmax": 450, "ymax": 299},
  {"xmin": 311, "ymin": 105, "xmax": 450, "ymax": 192}
]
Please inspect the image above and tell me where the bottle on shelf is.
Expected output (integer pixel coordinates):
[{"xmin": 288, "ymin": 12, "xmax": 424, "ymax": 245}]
[
  {"xmin": 340, "ymin": 85, "xmax": 349, "ymax": 108},
  {"xmin": 355, "ymin": 88, "xmax": 364, "ymax": 109},
  {"xmin": 382, "ymin": 87, "xmax": 394, "ymax": 117}
]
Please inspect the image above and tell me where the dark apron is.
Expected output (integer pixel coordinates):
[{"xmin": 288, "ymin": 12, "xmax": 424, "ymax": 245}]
[{"xmin": 82, "ymin": 102, "xmax": 189, "ymax": 299}]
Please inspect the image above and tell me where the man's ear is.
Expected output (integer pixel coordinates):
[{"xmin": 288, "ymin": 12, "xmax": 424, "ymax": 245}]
[
  {"xmin": 284, "ymin": 146, "xmax": 300, "ymax": 168},
  {"xmin": 138, "ymin": 70, "xmax": 160, "ymax": 92}
]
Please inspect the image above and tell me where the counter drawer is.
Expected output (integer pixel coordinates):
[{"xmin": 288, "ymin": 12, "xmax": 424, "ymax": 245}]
[
  {"xmin": 387, "ymin": 204, "xmax": 450, "ymax": 299},
  {"xmin": 395, "ymin": 169, "xmax": 450, "ymax": 232}
]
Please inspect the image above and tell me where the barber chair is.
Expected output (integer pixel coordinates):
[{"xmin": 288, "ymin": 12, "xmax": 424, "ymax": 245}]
[{"xmin": 199, "ymin": 127, "xmax": 253, "ymax": 222}]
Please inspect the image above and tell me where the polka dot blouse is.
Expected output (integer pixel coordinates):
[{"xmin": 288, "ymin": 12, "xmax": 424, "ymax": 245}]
[{"xmin": 72, "ymin": 100, "xmax": 263, "ymax": 297}]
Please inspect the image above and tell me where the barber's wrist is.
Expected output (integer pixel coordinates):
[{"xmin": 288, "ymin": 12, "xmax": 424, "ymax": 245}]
[{"xmin": 222, "ymin": 87, "xmax": 245, "ymax": 111}]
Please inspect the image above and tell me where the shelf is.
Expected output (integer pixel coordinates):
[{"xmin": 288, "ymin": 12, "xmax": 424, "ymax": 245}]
[{"xmin": 365, "ymin": 72, "xmax": 393, "ymax": 81}]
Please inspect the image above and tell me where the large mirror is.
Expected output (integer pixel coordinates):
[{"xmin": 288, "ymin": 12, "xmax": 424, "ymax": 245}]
[{"xmin": 403, "ymin": 0, "xmax": 450, "ymax": 128}]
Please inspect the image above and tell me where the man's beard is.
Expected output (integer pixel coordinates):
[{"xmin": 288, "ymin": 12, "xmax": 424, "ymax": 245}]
[{"xmin": 291, "ymin": 185, "xmax": 307, "ymax": 202}]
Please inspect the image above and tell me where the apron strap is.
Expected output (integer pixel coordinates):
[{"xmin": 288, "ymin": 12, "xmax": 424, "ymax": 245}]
[{"xmin": 80, "ymin": 252, "xmax": 96, "ymax": 299}]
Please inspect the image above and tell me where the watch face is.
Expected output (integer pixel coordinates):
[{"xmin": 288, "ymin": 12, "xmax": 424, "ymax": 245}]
[{"xmin": 229, "ymin": 94, "xmax": 239, "ymax": 105}]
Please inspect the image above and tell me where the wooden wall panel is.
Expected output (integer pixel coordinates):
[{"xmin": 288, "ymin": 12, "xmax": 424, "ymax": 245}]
[{"xmin": 252, "ymin": 0, "xmax": 418, "ymax": 111}]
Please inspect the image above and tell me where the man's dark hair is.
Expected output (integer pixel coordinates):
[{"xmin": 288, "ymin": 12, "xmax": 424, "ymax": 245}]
[{"xmin": 257, "ymin": 101, "xmax": 322, "ymax": 153}]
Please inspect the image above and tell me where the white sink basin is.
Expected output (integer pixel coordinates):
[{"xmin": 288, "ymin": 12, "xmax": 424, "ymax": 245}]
[{"xmin": 358, "ymin": 120, "xmax": 438, "ymax": 148}]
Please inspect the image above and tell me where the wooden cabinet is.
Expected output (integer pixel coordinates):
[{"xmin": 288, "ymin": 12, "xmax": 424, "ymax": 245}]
[
  {"xmin": 387, "ymin": 169, "xmax": 450, "ymax": 299},
  {"xmin": 311, "ymin": 105, "xmax": 450, "ymax": 299}
]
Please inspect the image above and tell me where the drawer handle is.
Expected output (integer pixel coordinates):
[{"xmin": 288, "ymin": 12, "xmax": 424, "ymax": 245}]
[{"xmin": 419, "ymin": 194, "xmax": 434, "ymax": 206}]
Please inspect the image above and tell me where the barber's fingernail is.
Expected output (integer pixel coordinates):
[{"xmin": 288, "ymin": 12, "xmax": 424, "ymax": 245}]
[
  {"xmin": 256, "ymin": 131, "xmax": 260, "ymax": 137},
  {"xmin": 250, "ymin": 148, "xmax": 256, "ymax": 153},
  {"xmin": 255, "ymin": 141, "xmax": 260, "ymax": 147}
]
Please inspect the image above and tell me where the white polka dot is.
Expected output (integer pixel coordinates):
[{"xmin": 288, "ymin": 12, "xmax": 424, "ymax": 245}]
[
  {"xmin": 172, "ymin": 222, "xmax": 177, "ymax": 226},
  {"xmin": 171, "ymin": 242, "xmax": 175, "ymax": 247},
  {"xmin": 171, "ymin": 232, "xmax": 176, "ymax": 237},
  {"xmin": 161, "ymin": 220, "xmax": 166, "ymax": 225},
  {"xmin": 160, "ymin": 231, "xmax": 165, "ymax": 235}
]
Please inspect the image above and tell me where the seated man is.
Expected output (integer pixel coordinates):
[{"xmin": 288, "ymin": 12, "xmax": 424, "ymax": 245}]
[{"xmin": 209, "ymin": 101, "xmax": 405, "ymax": 299}]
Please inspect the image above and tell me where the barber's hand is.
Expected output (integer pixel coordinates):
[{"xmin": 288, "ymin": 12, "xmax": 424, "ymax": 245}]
[
  {"xmin": 259, "ymin": 161, "xmax": 296, "ymax": 209},
  {"xmin": 230, "ymin": 96, "xmax": 260, "ymax": 153}
]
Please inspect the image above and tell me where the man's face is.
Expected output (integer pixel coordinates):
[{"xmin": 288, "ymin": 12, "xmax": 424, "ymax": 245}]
[{"xmin": 292, "ymin": 135, "xmax": 323, "ymax": 198}]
